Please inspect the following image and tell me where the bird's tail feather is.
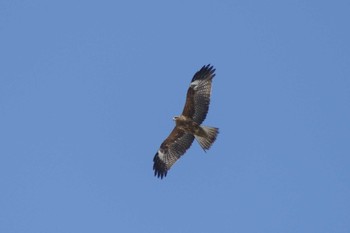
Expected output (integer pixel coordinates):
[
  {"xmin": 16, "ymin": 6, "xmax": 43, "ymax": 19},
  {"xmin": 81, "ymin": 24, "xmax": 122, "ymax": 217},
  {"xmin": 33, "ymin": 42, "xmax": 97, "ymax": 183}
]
[{"xmin": 195, "ymin": 126, "xmax": 219, "ymax": 151}]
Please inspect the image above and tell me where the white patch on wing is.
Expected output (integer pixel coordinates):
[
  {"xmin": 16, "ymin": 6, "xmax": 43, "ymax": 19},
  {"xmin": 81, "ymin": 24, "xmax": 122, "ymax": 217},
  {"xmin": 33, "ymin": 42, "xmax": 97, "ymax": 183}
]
[
  {"xmin": 190, "ymin": 80, "xmax": 200, "ymax": 90},
  {"xmin": 157, "ymin": 149, "xmax": 165, "ymax": 160}
]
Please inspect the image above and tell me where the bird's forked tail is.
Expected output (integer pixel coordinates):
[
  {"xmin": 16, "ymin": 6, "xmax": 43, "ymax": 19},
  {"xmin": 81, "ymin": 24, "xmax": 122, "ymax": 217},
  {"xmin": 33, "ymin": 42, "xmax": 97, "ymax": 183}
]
[{"xmin": 195, "ymin": 126, "xmax": 219, "ymax": 151}]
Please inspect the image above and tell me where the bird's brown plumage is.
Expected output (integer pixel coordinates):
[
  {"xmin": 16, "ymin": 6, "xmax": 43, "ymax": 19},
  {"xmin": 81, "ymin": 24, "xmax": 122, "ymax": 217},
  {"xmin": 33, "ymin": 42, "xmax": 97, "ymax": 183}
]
[
  {"xmin": 153, "ymin": 64, "xmax": 218, "ymax": 179},
  {"xmin": 182, "ymin": 65, "xmax": 215, "ymax": 124}
]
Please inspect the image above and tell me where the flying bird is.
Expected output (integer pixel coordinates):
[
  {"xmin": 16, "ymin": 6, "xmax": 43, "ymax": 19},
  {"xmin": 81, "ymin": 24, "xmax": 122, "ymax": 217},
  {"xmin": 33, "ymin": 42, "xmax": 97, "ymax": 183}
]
[{"xmin": 153, "ymin": 64, "xmax": 219, "ymax": 179}]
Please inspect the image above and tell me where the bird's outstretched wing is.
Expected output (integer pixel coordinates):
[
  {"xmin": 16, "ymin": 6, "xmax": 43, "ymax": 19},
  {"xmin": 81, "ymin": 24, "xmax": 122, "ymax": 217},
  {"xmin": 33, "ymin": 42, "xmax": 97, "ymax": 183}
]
[
  {"xmin": 181, "ymin": 64, "xmax": 215, "ymax": 124},
  {"xmin": 153, "ymin": 127, "xmax": 195, "ymax": 179}
]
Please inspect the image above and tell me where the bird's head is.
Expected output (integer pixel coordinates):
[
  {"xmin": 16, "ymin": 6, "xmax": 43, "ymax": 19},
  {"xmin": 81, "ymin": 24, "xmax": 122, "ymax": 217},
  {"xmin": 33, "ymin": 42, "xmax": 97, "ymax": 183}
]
[{"xmin": 172, "ymin": 116, "xmax": 179, "ymax": 121}]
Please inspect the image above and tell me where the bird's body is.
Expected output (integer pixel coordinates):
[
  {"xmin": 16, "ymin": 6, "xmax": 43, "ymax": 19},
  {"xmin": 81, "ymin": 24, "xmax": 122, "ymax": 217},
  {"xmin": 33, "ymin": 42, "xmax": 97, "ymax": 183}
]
[
  {"xmin": 153, "ymin": 64, "xmax": 218, "ymax": 179},
  {"xmin": 173, "ymin": 115, "xmax": 200, "ymax": 134}
]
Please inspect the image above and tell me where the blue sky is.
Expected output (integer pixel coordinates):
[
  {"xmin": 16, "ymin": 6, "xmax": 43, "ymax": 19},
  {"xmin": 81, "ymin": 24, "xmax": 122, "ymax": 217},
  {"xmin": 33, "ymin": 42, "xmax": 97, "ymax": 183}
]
[{"xmin": 1, "ymin": 1, "xmax": 349, "ymax": 232}]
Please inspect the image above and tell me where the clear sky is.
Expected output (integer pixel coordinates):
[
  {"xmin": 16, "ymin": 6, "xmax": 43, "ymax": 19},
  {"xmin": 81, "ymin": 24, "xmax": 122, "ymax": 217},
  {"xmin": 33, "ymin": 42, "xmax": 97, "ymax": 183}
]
[{"xmin": 1, "ymin": 1, "xmax": 349, "ymax": 232}]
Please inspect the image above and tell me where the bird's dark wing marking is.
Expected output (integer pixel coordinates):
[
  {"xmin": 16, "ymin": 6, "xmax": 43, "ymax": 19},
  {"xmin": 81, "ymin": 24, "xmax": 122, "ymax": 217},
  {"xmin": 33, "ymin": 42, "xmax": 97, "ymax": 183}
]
[
  {"xmin": 182, "ymin": 64, "xmax": 215, "ymax": 124},
  {"xmin": 153, "ymin": 127, "xmax": 195, "ymax": 179}
]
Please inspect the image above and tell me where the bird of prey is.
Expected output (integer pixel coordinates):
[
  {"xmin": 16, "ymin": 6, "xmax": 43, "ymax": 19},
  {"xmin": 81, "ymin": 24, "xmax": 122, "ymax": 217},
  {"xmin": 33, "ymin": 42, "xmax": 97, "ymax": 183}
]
[{"xmin": 153, "ymin": 64, "xmax": 219, "ymax": 179}]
